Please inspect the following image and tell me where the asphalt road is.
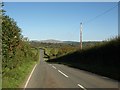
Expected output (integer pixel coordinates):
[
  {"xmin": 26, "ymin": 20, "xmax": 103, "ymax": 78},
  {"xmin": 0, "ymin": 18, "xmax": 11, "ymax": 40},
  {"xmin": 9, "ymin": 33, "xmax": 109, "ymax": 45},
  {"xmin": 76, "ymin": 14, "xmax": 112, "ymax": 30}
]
[{"xmin": 24, "ymin": 49, "xmax": 120, "ymax": 89}]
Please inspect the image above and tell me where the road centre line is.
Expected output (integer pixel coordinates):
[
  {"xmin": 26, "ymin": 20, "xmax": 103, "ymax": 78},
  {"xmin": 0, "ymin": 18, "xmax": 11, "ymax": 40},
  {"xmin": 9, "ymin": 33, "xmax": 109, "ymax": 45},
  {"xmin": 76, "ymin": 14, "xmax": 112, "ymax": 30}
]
[
  {"xmin": 77, "ymin": 84, "xmax": 87, "ymax": 90},
  {"xmin": 50, "ymin": 64, "xmax": 86, "ymax": 89},
  {"xmin": 58, "ymin": 70, "xmax": 69, "ymax": 78},
  {"xmin": 24, "ymin": 64, "xmax": 37, "ymax": 89},
  {"xmin": 52, "ymin": 66, "xmax": 56, "ymax": 69}
]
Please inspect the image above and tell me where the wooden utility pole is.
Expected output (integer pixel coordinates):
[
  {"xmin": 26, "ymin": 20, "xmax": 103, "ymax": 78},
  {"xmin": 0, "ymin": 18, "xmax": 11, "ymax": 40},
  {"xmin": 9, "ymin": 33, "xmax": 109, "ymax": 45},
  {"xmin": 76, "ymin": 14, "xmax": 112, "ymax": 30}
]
[{"xmin": 80, "ymin": 22, "xmax": 82, "ymax": 50}]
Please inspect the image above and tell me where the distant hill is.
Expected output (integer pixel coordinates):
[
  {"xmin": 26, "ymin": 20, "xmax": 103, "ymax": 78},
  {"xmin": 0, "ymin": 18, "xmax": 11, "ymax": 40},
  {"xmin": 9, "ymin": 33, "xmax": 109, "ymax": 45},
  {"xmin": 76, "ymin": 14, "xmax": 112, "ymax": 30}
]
[
  {"xmin": 40, "ymin": 39, "xmax": 63, "ymax": 43},
  {"xmin": 31, "ymin": 39, "xmax": 101, "ymax": 44},
  {"xmin": 30, "ymin": 39, "xmax": 102, "ymax": 48}
]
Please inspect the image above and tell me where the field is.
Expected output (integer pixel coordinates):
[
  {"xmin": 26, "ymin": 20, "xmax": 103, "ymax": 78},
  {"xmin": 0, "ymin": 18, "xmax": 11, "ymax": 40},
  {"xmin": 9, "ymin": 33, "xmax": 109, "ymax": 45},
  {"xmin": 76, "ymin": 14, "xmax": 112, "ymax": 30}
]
[{"xmin": 30, "ymin": 40, "xmax": 102, "ymax": 59}]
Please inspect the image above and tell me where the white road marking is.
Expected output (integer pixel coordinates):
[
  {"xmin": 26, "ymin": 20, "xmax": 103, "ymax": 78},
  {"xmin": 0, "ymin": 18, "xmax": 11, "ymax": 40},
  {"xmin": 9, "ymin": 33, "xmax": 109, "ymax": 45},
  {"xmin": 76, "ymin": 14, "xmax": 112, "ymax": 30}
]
[
  {"xmin": 102, "ymin": 76, "xmax": 110, "ymax": 79},
  {"xmin": 77, "ymin": 84, "xmax": 87, "ymax": 90},
  {"xmin": 52, "ymin": 66, "xmax": 56, "ymax": 69},
  {"xmin": 24, "ymin": 64, "xmax": 37, "ymax": 89},
  {"xmin": 58, "ymin": 70, "xmax": 69, "ymax": 78}
]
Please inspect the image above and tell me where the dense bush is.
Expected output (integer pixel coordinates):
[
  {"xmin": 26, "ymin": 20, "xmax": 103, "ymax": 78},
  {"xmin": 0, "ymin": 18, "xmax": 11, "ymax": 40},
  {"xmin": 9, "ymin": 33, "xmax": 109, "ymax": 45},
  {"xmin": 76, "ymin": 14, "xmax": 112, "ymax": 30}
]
[{"xmin": 2, "ymin": 8, "xmax": 37, "ymax": 77}]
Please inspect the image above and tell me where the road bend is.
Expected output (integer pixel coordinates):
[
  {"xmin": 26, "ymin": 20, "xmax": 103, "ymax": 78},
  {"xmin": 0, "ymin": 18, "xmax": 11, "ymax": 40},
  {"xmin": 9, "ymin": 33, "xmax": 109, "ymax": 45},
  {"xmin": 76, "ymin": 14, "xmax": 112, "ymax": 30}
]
[{"xmin": 24, "ymin": 49, "xmax": 120, "ymax": 89}]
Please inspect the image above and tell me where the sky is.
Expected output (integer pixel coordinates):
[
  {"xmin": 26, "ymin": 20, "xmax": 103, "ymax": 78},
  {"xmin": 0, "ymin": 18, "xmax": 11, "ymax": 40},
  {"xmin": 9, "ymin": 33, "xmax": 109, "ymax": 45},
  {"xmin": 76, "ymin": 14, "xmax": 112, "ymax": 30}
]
[
  {"xmin": 4, "ymin": 2, "xmax": 118, "ymax": 41},
  {"xmin": 3, "ymin": 0, "xmax": 120, "ymax": 2}
]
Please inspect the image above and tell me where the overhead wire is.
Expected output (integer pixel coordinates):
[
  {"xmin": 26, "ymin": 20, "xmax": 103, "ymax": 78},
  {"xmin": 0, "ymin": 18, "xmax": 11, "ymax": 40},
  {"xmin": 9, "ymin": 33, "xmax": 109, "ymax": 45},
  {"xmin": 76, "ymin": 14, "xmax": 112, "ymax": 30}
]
[
  {"xmin": 82, "ymin": 4, "xmax": 118, "ymax": 25},
  {"xmin": 72, "ymin": 3, "xmax": 118, "ymax": 32}
]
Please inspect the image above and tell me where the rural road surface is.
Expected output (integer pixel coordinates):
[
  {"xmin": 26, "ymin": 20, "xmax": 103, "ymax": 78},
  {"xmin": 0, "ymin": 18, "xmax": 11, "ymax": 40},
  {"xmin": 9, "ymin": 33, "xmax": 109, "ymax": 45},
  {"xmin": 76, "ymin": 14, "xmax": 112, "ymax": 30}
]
[{"xmin": 24, "ymin": 49, "xmax": 120, "ymax": 89}]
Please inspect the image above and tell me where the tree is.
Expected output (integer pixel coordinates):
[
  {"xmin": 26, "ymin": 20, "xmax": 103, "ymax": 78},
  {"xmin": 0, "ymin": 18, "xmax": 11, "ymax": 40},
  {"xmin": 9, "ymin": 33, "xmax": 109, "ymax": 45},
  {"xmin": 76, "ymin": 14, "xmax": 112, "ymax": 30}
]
[{"xmin": 2, "ymin": 15, "xmax": 22, "ymax": 69}]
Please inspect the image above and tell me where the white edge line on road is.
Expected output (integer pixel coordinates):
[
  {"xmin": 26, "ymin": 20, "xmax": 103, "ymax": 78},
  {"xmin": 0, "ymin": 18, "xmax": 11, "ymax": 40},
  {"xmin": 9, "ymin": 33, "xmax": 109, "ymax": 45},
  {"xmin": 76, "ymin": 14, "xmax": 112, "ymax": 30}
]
[
  {"xmin": 77, "ymin": 84, "xmax": 87, "ymax": 90},
  {"xmin": 58, "ymin": 70, "xmax": 69, "ymax": 78},
  {"xmin": 52, "ymin": 66, "xmax": 56, "ymax": 69},
  {"xmin": 24, "ymin": 64, "xmax": 37, "ymax": 89}
]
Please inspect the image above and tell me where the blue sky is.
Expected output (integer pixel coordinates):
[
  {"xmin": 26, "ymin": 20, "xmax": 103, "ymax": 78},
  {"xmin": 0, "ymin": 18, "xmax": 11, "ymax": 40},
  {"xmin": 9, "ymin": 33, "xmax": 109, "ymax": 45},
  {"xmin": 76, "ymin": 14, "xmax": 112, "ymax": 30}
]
[{"xmin": 4, "ymin": 2, "xmax": 118, "ymax": 41}]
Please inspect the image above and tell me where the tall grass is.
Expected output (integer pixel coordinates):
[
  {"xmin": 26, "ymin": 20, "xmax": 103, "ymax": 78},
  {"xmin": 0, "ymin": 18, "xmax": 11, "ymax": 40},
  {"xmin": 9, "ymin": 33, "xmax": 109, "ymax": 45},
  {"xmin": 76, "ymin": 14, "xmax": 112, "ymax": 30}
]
[
  {"xmin": 2, "ymin": 59, "xmax": 36, "ymax": 88},
  {"xmin": 2, "ymin": 48, "xmax": 39, "ymax": 88}
]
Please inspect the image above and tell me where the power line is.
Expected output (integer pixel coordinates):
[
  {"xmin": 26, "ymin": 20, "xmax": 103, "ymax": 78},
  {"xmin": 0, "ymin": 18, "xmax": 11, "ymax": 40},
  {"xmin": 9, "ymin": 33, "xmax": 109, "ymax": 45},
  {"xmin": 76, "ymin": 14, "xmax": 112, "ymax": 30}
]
[
  {"xmin": 73, "ymin": 4, "xmax": 118, "ymax": 42},
  {"xmin": 83, "ymin": 4, "xmax": 118, "ymax": 25}
]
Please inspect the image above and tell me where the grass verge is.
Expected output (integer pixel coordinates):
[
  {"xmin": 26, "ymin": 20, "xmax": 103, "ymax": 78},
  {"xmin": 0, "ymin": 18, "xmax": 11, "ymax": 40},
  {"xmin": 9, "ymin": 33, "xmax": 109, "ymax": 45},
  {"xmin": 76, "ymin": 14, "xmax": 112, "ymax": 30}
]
[
  {"xmin": 2, "ymin": 48, "xmax": 40, "ymax": 88},
  {"xmin": 2, "ymin": 60, "xmax": 36, "ymax": 88}
]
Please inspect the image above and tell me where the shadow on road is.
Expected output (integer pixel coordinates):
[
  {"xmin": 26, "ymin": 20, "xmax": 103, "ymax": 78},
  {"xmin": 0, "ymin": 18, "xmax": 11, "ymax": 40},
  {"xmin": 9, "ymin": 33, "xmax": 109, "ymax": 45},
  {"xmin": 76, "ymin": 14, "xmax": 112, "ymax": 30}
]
[{"xmin": 46, "ymin": 48, "xmax": 120, "ymax": 82}]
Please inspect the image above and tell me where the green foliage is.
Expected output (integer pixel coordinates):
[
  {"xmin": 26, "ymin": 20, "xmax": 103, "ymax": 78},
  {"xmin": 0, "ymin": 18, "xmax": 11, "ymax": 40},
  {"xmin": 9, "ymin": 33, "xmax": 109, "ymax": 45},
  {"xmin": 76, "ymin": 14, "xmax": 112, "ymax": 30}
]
[
  {"xmin": 30, "ymin": 40, "xmax": 102, "ymax": 60},
  {"xmin": 30, "ymin": 41, "xmax": 80, "ymax": 59},
  {"xmin": 43, "ymin": 46, "xmax": 78, "ymax": 59},
  {"xmin": 2, "ymin": 15, "xmax": 38, "ymax": 72},
  {"xmin": 47, "ymin": 37, "xmax": 120, "ymax": 81},
  {"xmin": 2, "ymin": 15, "xmax": 22, "ymax": 70},
  {"xmin": 0, "ymin": 3, "xmax": 2, "ymax": 89},
  {"xmin": 2, "ymin": 6, "xmax": 39, "ymax": 88},
  {"xmin": 2, "ymin": 60, "xmax": 36, "ymax": 88}
]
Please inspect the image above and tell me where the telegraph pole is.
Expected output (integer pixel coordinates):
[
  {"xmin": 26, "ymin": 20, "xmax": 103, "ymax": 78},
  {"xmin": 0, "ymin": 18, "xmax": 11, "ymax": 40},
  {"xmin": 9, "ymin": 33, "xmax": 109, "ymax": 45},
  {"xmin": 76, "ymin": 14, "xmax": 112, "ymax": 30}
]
[{"xmin": 80, "ymin": 22, "xmax": 82, "ymax": 50}]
